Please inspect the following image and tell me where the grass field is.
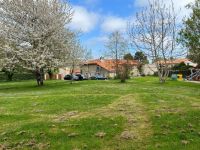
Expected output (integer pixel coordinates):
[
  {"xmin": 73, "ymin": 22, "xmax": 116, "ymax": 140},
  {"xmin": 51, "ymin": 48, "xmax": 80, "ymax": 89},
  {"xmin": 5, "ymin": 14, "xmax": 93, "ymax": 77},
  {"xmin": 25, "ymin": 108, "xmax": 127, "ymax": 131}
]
[{"xmin": 0, "ymin": 77, "xmax": 200, "ymax": 150}]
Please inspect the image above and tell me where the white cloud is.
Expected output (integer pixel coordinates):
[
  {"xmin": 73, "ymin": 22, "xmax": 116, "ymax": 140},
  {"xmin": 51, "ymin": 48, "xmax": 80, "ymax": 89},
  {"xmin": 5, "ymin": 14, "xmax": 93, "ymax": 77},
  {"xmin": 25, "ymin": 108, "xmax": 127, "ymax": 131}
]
[
  {"xmin": 134, "ymin": 0, "xmax": 194, "ymax": 8},
  {"xmin": 101, "ymin": 16, "xmax": 127, "ymax": 33},
  {"xmin": 134, "ymin": 0, "xmax": 195, "ymax": 23},
  {"xmin": 85, "ymin": 36, "xmax": 108, "ymax": 48},
  {"xmin": 84, "ymin": 36, "xmax": 108, "ymax": 57},
  {"xmin": 70, "ymin": 5, "xmax": 99, "ymax": 33},
  {"xmin": 134, "ymin": 0, "xmax": 149, "ymax": 7}
]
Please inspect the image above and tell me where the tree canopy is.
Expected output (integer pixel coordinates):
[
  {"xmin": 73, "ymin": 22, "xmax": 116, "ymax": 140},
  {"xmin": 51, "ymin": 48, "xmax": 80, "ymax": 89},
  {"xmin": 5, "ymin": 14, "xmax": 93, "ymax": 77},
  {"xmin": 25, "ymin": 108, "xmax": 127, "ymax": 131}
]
[
  {"xmin": 179, "ymin": 0, "xmax": 200, "ymax": 66},
  {"xmin": 0, "ymin": 0, "xmax": 87, "ymax": 82},
  {"xmin": 124, "ymin": 53, "xmax": 134, "ymax": 60},
  {"xmin": 134, "ymin": 51, "xmax": 149, "ymax": 64}
]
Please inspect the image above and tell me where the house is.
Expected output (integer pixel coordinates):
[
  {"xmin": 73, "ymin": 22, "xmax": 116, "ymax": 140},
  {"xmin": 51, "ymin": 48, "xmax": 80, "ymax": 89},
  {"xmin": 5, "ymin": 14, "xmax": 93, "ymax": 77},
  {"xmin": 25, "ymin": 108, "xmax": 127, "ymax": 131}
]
[
  {"xmin": 58, "ymin": 67, "xmax": 81, "ymax": 80},
  {"xmin": 159, "ymin": 58, "xmax": 198, "ymax": 67},
  {"xmin": 142, "ymin": 58, "xmax": 198, "ymax": 76},
  {"xmin": 81, "ymin": 59, "xmax": 139, "ymax": 78},
  {"xmin": 45, "ymin": 66, "xmax": 81, "ymax": 80}
]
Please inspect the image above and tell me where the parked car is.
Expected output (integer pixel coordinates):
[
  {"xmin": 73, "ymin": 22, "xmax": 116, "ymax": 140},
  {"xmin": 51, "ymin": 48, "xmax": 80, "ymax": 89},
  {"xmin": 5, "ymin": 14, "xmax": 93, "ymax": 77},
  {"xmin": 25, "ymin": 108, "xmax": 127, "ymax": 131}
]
[
  {"xmin": 75, "ymin": 74, "xmax": 84, "ymax": 80},
  {"xmin": 80, "ymin": 74, "xmax": 88, "ymax": 80},
  {"xmin": 90, "ymin": 76, "xmax": 97, "ymax": 80},
  {"xmin": 96, "ymin": 75, "xmax": 107, "ymax": 80},
  {"xmin": 89, "ymin": 75, "xmax": 107, "ymax": 80},
  {"xmin": 64, "ymin": 74, "xmax": 79, "ymax": 81},
  {"xmin": 64, "ymin": 74, "xmax": 71, "ymax": 80},
  {"xmin": 72, "ymin": 75, "xmax": 79, "ymax": 81}
]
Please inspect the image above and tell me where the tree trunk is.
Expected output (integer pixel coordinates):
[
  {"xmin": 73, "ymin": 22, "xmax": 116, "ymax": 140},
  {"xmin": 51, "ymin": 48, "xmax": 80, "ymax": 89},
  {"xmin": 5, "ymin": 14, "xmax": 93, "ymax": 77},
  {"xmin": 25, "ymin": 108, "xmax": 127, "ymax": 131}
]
[
  {"xmin": 6, "ymin": 72, "xmax": 14, "ymax": 81},
  {"xmin": 35, "ymin": 68, "xmax": 44, "ymax": 86},
  {"xmin": 70, "ymin": 63, "xmax": 75, "ymax": 84},
  {"xmin": 49, "ymin": 73, "xmax": 53, "ymax": 80},
  {"xmin": 158, "ymin": 72, "xmax": 167, "ymax": 83}
]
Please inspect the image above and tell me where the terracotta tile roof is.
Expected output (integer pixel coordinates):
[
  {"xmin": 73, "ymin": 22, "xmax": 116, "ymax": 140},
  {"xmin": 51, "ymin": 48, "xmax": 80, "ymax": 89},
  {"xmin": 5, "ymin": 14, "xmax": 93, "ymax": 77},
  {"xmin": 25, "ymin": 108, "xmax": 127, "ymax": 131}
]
[
  {"xmin": 159, "ymin": 58, "xmax": 191, "ymax": 65},
  {"xmin": 83, "ymin": 59, "xmax": 138, "ymax": 72}
]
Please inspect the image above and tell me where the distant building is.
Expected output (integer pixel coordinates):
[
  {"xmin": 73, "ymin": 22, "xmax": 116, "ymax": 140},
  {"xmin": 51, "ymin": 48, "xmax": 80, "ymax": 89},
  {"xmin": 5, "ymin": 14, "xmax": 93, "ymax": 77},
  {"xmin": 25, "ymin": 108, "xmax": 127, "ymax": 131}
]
[
  {"xmin": 81, "ymin": 59, "xmax": 139, "ymax": 78},
  {"xmin": 45, "ymin": 66, "xmax": 81, "ymax": 80},
  {"xmin": 142, "ymin": 58, "xmax": 198, "ymax": 76},
  {"xmin": 142, "ymin": 64, "xmax": 158, "ymax": 76},
  {"xmin": 159, "ymin": 58, "xmax": 198, "ymax": 67},
  {"xmin": 58, "ymin": 67, "xmax": 81, "ymax": 80}
]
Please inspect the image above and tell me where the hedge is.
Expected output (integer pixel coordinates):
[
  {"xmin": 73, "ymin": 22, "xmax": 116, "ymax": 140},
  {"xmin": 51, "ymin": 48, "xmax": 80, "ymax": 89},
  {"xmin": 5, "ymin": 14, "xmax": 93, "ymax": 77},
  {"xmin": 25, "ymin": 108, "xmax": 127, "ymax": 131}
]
[{"xmin": 0, "ymin": 72, "xmax": 35, "ymax": 81}]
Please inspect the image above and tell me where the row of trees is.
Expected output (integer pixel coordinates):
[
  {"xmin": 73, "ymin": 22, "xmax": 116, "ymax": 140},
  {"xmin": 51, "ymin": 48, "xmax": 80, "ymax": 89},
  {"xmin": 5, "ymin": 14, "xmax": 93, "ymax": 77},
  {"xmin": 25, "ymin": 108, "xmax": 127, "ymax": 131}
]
[
  {"xmin": 0, "ymin": 0, "xmax": 88, "ymax": 83},
  {"xmin": 104, "ymin": 0, "xmax": 200, "ymax": 83},
  {"xmin": 0, "ymin": 0, "xmax": 199, "ymax": 84}
]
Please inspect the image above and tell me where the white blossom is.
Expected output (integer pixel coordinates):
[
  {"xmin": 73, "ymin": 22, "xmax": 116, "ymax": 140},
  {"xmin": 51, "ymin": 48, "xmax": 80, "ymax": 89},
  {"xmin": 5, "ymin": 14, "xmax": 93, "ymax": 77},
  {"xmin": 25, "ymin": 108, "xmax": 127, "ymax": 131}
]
[{"xmin": 0, "ymin": 0, "xmax": 73, "ymax": 72}]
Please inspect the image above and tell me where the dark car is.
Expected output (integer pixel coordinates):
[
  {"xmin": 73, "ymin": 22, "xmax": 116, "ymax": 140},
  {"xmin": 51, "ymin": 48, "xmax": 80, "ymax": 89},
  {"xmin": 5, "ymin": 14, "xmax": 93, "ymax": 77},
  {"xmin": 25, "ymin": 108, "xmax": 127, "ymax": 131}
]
[
  {"xmin": 64, "ymin": 74, "xmax": 71, "ymax": 80},
  {"xmin": 75, "ymin": 74, "xmax": 84, "ymax": 80},
  {"xmin": 64, "ymin": 74, "xmax": 79, "ymax": 81}
]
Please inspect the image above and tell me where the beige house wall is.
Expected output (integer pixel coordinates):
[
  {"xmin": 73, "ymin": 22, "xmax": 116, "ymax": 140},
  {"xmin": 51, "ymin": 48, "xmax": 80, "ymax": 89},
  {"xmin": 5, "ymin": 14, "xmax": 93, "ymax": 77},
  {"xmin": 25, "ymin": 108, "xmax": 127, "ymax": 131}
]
[
  {"xmin": 58, "ymin": 68, "xmax": 71, "ymax": 80},
  {"xmin": 142, "ymin": 64, "xmax": 158, "ymax": 75},
  {"xmin": 81, "ymin": 65, "xmax": 140, "ymax": 78},
  {"xmin": 81, "ymin": 65, "xmax": 110, "ymax": 78},
  {"xmin": 130, "ymin": 66, "xmax": 140, "ymax": 77},
  {"xmin": 58, "ymin": 67, "xmax": 78, "ymax": 79}
]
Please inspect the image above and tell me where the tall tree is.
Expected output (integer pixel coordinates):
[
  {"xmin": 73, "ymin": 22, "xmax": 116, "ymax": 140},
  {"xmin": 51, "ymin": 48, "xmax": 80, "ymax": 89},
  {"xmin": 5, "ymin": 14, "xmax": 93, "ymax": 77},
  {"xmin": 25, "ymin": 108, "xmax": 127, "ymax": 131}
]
[
  {"xmin": 83, "ymin": 48, "xmax": 93, "ymax": 78},
  {"xmin": 134, "ymin": 51, "xmax": 149, "ymax": 75},
  {"xmin": 0, "ymin": 0, "xmax": 73, "ymax": 85},
  {"xmin": 179, "ymin": 0, "xmax": 200, "ymax": 66},
  {"xmin": 67, "ymin": 35, "xmax": 85, "ymax": 83},
  {"xmin": 128, "ymin": 0, "xmax": 180, "ymax": 83},
  {"xmin": 105, "ymin": 31, "xmax": 128, "ymax": 77}
]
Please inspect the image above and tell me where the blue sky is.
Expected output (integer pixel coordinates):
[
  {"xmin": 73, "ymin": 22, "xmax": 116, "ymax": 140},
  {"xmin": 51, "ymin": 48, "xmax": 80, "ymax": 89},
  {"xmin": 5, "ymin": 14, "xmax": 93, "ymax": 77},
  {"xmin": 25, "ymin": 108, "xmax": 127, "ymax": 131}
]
[{"xmin": 69, "ymin": 0, "xmax": 194, "ymax": 58}]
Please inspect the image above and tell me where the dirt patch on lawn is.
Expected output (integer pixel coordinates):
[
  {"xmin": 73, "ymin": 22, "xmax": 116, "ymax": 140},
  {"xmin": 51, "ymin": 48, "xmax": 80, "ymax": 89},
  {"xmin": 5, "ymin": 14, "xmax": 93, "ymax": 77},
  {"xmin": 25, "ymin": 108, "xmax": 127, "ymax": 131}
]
[
  {"xmin": 96, "ymin": 94, "xmax": 152, "ymax": 149},
  {"xmin": 91, "ymin": 94, "xmax": 152, "ymax": 140},
  {"xmin": 53, "ymin": 94, "xmax": 152, "ymax": 149},
  {"xmin": 191, "ymin": 102, "xmax": 200, "ymax": 109}
]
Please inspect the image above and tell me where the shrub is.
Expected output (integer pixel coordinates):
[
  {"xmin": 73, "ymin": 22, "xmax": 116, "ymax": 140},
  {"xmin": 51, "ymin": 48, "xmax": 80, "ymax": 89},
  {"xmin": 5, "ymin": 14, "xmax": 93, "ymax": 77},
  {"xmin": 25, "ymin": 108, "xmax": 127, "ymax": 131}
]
[{"xmin": 0, "ymin": 72, "xmax": 35, "ymax": 81}]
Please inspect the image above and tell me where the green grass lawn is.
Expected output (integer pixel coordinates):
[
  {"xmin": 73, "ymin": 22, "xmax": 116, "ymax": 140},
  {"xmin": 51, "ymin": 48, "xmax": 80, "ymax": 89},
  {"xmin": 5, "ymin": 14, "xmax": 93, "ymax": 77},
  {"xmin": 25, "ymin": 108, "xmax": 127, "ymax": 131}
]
[{"xmin": 0, "ymin": 77, "xmax": 200, "ymax": 150}]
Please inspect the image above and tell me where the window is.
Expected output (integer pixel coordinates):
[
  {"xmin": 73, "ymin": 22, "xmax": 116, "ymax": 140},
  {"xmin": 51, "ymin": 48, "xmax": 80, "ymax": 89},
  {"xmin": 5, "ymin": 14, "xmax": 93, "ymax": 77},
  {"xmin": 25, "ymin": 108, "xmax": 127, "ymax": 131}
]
[{"xmin": 96, "ymin": 66, "xmax": 100, "ymax": 72}]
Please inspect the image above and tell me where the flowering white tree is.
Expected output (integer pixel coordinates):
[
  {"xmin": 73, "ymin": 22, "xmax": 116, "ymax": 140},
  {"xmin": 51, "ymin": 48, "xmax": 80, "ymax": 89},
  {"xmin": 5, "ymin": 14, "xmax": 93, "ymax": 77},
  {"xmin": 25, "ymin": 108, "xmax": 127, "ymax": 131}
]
[
  {"xmin": 0, "ymin": 0, "xmax": 73, "ymax": 83},
  {"xmin": 0, "ymin": 38, "xmax": 19, "ymax": 81}
]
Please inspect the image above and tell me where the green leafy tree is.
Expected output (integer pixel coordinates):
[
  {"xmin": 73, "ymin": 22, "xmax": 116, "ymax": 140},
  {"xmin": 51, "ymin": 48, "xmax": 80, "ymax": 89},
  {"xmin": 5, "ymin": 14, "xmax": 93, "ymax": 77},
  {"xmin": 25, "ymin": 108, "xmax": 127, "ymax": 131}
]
[
  {"xmin": 172, "ymin": 62, "xmax": 192, "ymax": 71},
  {"xmin": 134, "ymin": 51, "xmax": 148, "ymax": 64},
  {"xmin": 179, "ymin": 0, "xmax": 200, "ymax": 66},
  {"xmin": 121, "ymin": 53, "xmax": 134, "ymax": 81},
  {"xmin": 123, "ymin": 53, "xmax": 134, "ymax": 60},
  {"xmin": 134, "ymin": 51, "xmax": 149, "ymax": 74}
]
